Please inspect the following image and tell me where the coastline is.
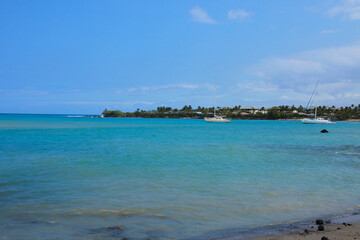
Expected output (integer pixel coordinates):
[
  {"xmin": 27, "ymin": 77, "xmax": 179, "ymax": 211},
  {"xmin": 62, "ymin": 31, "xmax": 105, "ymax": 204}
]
[
  {"xmin": 99, "ymin": 116, "xmax": 360, "ymax": 122},
  {"xmin": 250, "ymin": 218, "xmax": 360, "ymax": 240},
  {"xmin": 343, "ymin": 119, "xmax": 360, "ymax": 122},
  {"xmin": 249, "ymin": 223, "xmax": 360, "ymax": 240},
  {"xmin": 189, "ymin": 210, "xmax": 360, "ymax": 240}
]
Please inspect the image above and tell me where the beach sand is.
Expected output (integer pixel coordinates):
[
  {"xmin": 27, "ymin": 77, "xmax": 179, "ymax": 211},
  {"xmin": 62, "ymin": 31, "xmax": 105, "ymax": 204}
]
[{"xmin": 251, "ymin": 222, "xmax": 360, "ymax": 240}]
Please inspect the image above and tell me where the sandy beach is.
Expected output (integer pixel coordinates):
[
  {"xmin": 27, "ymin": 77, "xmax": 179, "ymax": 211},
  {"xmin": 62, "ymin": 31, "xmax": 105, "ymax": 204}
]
[
  {"xmin": 251, "ymin": 222, "xmax": 360, "ymax": 240},
  {"xmin": 215, "ymin": 213, "xmax": 360, "ymax": 240},
  {"xmin": 252, "ymin": 219, "xmax": 360, "ymax": 240}
]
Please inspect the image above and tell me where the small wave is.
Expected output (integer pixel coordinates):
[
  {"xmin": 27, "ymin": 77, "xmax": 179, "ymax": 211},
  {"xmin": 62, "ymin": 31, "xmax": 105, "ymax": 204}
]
[
  {"xmin": 23, "ymin": 219, "xmax": 58, "ymax": 225},
  {"xmin": 67, "ymin": 115, "xmax": 85, "ymax": 118},
  {"xmin": 60, "ymin": 208, "xmax": 170, "ymax": 220}
]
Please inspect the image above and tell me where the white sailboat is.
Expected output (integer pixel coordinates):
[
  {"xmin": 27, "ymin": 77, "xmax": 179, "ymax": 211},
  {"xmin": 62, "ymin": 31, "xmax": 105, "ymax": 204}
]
[
  {"xmin": 301, "ymin": 82, "xmax": 335, "ymax": 124},
  {"xmin": 204, "ymin": 87, "xmax": 232, "ymax": 123},
  {"xmin": 301, "ymin": 109, "xmax": 335, "ymax": 124}
]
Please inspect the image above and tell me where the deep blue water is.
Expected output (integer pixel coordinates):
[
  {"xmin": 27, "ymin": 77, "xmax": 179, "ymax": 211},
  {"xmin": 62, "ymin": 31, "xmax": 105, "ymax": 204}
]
[{"xmin": 0, "ymin": 114, "xmax": 359, "ymax": 239}]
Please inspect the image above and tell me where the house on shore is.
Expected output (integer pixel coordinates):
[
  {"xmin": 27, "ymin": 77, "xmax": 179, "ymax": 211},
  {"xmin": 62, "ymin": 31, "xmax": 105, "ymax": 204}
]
[
  {"xmin": 240, "ymin": 106, "xmax": 256, "ymax": 114},
  {"xmin": 240, "ymin": 106, "xmax": 268, "ymax": 114}
]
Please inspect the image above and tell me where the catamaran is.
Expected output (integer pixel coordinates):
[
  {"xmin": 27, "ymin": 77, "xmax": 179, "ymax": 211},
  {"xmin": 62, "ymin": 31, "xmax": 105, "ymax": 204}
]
[
  {"xmin": 301, "ymin": 81, "xmax": 335, "ymax": 124},
  {"xmin": 204, "ymin": 87, "xmax": 232, "ymax": 123}
]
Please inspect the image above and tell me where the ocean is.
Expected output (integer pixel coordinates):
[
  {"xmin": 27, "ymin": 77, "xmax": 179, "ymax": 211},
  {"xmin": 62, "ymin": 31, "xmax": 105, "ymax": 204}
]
[{"xmin": 0, "ymin": 114, "xmax": 359, "ymax": 239}]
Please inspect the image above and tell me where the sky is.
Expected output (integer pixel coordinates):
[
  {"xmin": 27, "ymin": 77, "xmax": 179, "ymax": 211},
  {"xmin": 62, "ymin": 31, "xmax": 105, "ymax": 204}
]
[{"xmin": 1, "ymin": 0, "xmax": 360, "ymax": 114}]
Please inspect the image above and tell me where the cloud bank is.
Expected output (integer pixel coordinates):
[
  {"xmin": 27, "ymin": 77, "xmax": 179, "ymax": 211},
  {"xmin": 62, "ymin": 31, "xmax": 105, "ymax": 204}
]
[
  {"xmin": 127, "ymin": 84, "xmax": 199, "ymax": 92},
  {"xmin": 247, "ymin": 42, "xmax": 360, "ymax": 105},
  {"xmin": 328, "ymin": 0, "xmax": 360, "ymax": 20}
]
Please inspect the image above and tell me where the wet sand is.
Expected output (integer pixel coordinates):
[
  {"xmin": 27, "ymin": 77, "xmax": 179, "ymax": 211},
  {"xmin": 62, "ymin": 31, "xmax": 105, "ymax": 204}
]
[
  {"xmin": 251, "ymin": 222, "xmax": 360, "ymax": 240},
  {"xmin": 212, "ymin": 213, "xmax": 360, "ymax": 240}
]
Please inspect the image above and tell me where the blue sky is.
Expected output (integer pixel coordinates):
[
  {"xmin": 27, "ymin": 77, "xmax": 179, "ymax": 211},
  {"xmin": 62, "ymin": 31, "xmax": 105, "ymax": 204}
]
[{"xmin": 1, "ymin": 0, "xmax": 360, "ymax": 114}]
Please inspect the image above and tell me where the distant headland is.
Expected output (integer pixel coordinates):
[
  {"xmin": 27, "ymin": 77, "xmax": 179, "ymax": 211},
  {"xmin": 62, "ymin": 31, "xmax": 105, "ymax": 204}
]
[{"xmin": 101, "ymin": 104, "xmax": 360, "ymax": 121}]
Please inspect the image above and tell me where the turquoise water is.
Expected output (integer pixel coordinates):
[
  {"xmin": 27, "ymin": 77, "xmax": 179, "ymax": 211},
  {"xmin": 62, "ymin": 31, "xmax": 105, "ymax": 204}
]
[{"xmin": 0, "ymin": 114, "xmax": 359, "ymax": 240}]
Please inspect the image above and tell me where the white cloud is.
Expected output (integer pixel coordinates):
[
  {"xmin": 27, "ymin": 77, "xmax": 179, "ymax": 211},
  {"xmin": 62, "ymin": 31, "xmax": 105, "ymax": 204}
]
[
  {"xmin": 189, "ymin": 7, "xmax": 216, "ymax": 24},
  {"xmin": 63, "ymin": 101, "xmax": 156, "ymax": 105},
  {"xmin": 173, "ymin": 84, "xmax": 199, "ymax": 89},
  {"xmin": 0, "ymin": 89, "xmax": 49, "ymax": 96},
  {"xmin": 246, "ymin": 42, "xmax": 360, "ymax": 105},
  {"xmin": 228, "ymin": 9, "xmax": 252, "ymax": 21},
  {"xmin": 328, "ymin": 0, "xmax": 360, "ymax": 20},
  {"xmin": 320, "ymin": 29, "xmax": 338, "ymax": 34},
  {"xmin": 127, "ymin": 84, "xmax": 199, "ymax": 92},
  {"xmin": 251, "ymin": 42, "xmax": 360, "ymax": 84},
  {"xmin": 238, "ymin": 81, "xmax": 279, "ymax": 94}
]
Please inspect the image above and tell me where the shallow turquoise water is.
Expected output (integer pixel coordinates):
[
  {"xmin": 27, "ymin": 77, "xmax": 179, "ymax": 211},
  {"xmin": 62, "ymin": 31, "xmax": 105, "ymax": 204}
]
[{"xmin": 0, "ymin": 114, "xmax": 359, "ymax": 239}]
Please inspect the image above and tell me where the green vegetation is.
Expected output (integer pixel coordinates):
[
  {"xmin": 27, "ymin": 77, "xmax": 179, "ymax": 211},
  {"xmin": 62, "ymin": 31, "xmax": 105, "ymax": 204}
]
[
  {"xmin": 102, "ymin": 104, "xmax": 360, "ymax": 121},
  {"xmin": 102, "ymin": 109, "xmax": 125, "ymax": 117}
]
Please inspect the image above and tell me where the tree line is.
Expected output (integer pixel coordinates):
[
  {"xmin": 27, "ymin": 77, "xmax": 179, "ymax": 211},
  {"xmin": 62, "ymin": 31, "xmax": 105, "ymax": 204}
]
[{"xmin": 102, "ymin": 104, "xmax": 360, "ymax": 120}]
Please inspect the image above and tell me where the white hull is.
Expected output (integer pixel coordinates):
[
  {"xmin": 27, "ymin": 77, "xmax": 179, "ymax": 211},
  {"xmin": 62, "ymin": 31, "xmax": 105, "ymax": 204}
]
[
  {"xmin": 301, "ymin": 118, "xmax": 335, "ymax": 124},
  {"xmin": 204, "ymin": 117, "xmax": 232, "ymax": 123}
]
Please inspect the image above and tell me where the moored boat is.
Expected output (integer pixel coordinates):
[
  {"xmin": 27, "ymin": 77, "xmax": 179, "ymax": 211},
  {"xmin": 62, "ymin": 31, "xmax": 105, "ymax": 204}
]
[
  {"xmin": 204, "ymin": 87, "xmax": 232, "ymax": 123},
  {"xmin": 300, "ymin": 81, "xmax": 335, "ymax": 124},
  {"xmin": 301, "ymin": 117, "xmax": 335, "ymax": 124},
  {"xmin": 204, "ymin": 115, "xmax": 232, "ymax": 123}
]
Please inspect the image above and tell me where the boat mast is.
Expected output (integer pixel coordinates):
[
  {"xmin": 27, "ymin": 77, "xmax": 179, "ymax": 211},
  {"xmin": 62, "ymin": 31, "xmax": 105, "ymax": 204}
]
[
  {"xmin": 214, "ymin": 87, "xmax": 216, "ymax": 116},
  {"xmin": 306, "ymin": 80, "xmax": 319, "ymax": 111},
  {"xmin": 314, "ymin": 91, "xmax": 318, "ymax": 119}
]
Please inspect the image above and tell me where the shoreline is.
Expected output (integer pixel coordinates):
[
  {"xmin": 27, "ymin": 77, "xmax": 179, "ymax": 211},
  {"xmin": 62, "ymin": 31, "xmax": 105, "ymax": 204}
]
[
  {"xmin": 249, "ymin": 211, "xmax": 360, "ymax": 240},
  {"xmin": 189, "ymin": 210, "xmax": 360, "ymax": 240},
  {"xmin": 99, "ymin": 116, "xmax": 360, "ymax": 122},
  {"xmin": 249, "ymin": 222, "xmax": 360, "ymax": 240}
]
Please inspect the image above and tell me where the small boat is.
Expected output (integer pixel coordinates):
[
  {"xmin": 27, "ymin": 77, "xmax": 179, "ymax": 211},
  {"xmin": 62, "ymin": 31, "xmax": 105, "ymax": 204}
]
[
  {"xmin": 301, "ymin": 117, "xmax": 334, "ymax": 124},
  {"xmin": 301, "ymin": 81, "xmax": 335, "ymax": 124},
  {"xmin": 204, "ymin": 87, "xmax": 232, "ymax": 123},
  {"xmin": 204, "ymin": 115, "xmax": 232, "ymax": 123}
]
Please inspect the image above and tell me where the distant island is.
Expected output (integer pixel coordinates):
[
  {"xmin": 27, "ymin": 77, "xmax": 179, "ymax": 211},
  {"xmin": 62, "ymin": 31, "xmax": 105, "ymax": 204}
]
[{"xmin": 102, "ymin": 104, "xmax": 360, "ymax": 121}]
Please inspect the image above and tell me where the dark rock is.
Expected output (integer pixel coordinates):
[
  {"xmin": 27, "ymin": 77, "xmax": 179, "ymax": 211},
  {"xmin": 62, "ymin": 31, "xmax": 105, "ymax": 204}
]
[
  {"xmin": 318, "ymin": 224, "xmax": 325, "ymax": 231},
  {"xmin": 316, "ymin": 219, "xmax": 324, "ymax": 225},
  {"xmin": 107, "ymin": 226, "xmax": 123, "ymax": 231},
  {"xmin": 311, "ymin": 226, "xmax": 314, "ymax": 228},
  {"xmin": 347, "ymin": 223, "xmax": 352, "ymax": 226},
  {"xmin": 320, "ymin": 129, "xmax": 328, "ymax": 133},
  {"xmin": 304, "ymin": 229, "xmax": 309, "ymax": 234},
  {"xmin": 337, "ymin": 227, "xmax": 341, "ymax": 230},
  {"xmin": 343, "ymin": 222, "xmax": 347, "ymax": 226},
  {"xmin": 321, "ymin": 237, "xmax": 329, "ymax": 240}
]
